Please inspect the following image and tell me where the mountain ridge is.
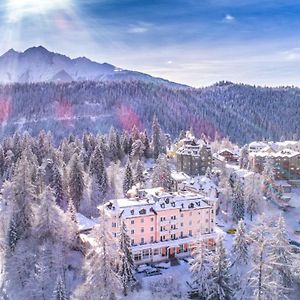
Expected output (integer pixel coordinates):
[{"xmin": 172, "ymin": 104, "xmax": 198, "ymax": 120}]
[{"xmin": 0, "ymin": 46, "xmax": 186, "ymax": 87}]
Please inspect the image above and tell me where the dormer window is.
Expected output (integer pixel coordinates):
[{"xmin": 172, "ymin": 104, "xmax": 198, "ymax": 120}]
[
  {"xmin": 171, "ymin": 202, "xmax": 175, "ymax": 207},
  {"xmin": 165, "ymin": 198, "xmax": 170, "ymax": 204},
  {"xmin": 130, "ymin": 209, "xmax": 134, "ymax": 215},
  {"xmin": 161, "ymin": 203, "xmax": 165, "ymax": 209},
  {"xmin": 139, "ymin": 209, "xmax": 146, "ymax": 215}
]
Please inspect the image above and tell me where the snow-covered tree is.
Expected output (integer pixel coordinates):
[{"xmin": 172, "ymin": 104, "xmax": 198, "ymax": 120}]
[
  {"xmin": 53, "ymin": 275, "xmax": 68, "ymax": 300},
  {"xmin": 11, "ymin": 156, "xmax": 36, "ymax": 240},
  {"xmin": 232, "ymin": 179, "xmax": 245, "ymax": 223},
  {"xmin": 151, "ymin": 115, "xmax": 163, "ymax": 159},
  {"xmin": 7, "ymin": 215, "xmax": 18, "ymax": 252},
  {"xmin": 232, "ymin": 219, "xmax": 248, "ymax": 266},
  {"xmin": 151, "ymin": 154, "xmax": 172, "ymax": 191},
  {"xmin": 74, "ymin": 210, "xmax": 121, "ymax": 299},
  {"xmin": 130, "ymin": 139, "xmax": 145, "ymax": 162},
  {"xmin": 51, "ymin": 163, "xmax": 65, "ymax": 209},
  {"xmin": 246, "ymin": 176, "xmax": 263, "ymax": 221},
  {"xmin": 209, "ymin": 238, "xmax": 233, "ymax": 300},
  {"xmin": 68, "ymin": 153, "xmax": 85, "ymax": 210},
  {"xmin": 119, "ymin": 222, "xmax": 135, "ymax": 296},
  {"xmin": 262, "ymin": 157, "xmax": 275, "ymax": 199},
  {"xmin": 123, "ymin": 161, "xmax": 134, "ymax": 196},
  {"xmin": 190, "ymin": 240, "xmax": 214, "ymax": 299},
  {"xmin": 89, "ymin": 146, "xmax": 108, "ymax": 198},
  {"xmin": 134, "ymin": 159, "xmax": 144, "ymax": 186},
  {"xmin": 269, "ymin": 216, "xmax": 293, "ymax": 289}
]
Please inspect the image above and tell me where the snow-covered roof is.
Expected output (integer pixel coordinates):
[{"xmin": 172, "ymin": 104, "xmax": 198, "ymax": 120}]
[
  {"xmin": 276, "ymin": 141, "xmax": 299, "ymax": 147},
  {"xmin": 171, "ymin": 171, "xmax": 191, "ymax": 182},
  {"xmin": 102, "ymin": 188, "xmax": 213, "ymax": 218},
  {"xmin": 76, "ymin": 213, "xmax": 97, "ymax": 232},
  {"xmin": 249, "ymin": 141, "xmax": 268, "ymax": 148},
  {"xmin": 254, "ymin": 148, "xmax": 300, "ymax": 158}
]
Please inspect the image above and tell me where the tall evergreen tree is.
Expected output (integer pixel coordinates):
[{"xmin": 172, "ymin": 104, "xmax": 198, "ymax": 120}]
[
  {"xmin": 232, "ymin": 219, "xmax": 248, "ymax": 266},
  {"xmin": 190, "ymin": 240, "xmax": 214, "ymax": 299},
  {"xmin": 123, "ymin": 161, "xmax": 134, "ymax": 196},
  {"xmin": 151, "ymin": 115, "xmax": 161, "ymax": 159},
  {"xmin": 232, "ymin": 179, "xmax": 245, "ymax": 223},
  {"xmin": 119, "ymin": 222, "xmax": 135, "ymax": 296},
  {"xmin": 68, "ymin": 153, "xmax": 85, "ymax": 210},
  {"xmin": 269, "ymin": 216, "xmax": 293, "ymax": 289},
  {"xmin": 209, "ymin": 238, "xmax": 233, "ymax": 300},
  {"xmin": 53, "ymin": 275, "xmax": 68, "ymax": 300},
  {"xmin": 151, "ymin": 154, "xmax": 172, "ymax": 191}
]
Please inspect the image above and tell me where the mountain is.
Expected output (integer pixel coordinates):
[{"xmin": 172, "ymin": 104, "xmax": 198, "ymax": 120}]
[
  {"xmin": 0, "ymin": 80, "xmax": 299, "ymax": 144},
  {"xmin": 0, "ymin": 46, "xmax": 183, "ymax": 87}
]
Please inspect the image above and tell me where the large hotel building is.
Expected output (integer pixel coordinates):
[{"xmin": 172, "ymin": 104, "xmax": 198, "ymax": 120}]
[{"xmin": 100, "ymin": 187, "xmax": 217, "ymax": 264}]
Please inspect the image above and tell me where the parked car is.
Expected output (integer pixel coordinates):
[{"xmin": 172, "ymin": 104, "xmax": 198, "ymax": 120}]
[
  {"xmin": 144, "ymin": 268, "xmax": 162, "ymax": 277},
  {"xmin": 226, "ymin": 228, "xmax": 236, "ymax": 234},
  {"xmin": 136, "ymin": 264, "xmax": 151, "ymax": 273},
  {"xmin": 289, "ymin": 240, "xmax": 300, "ymax": 248}
]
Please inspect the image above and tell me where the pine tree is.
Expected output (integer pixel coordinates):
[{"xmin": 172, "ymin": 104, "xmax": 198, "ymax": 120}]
[
  {"xmin": 89, "ymin": 146, "xmax": 108, "ymax": 199},
  {"xmin": 248, "ymin": 220, "xmax": 287, "ymax": 300},
  {"xmin": 151, "ymin": 115, "xmax": 161, "ymax": 159},
  {"xmin": 119, "ymin": 222, "xmax": 135, "ymax": 296},
  {"xmin": 74, "ymin": 211, "xmax": 121, "ymax": 299},
  {"xmin": 134, "ymin": 159, "xmax": 144, "ymax": 186},
  {"xmin": 51, "ymin": 163, "xmax": 65, "ymax": 209},
  {"xmin": 209, "ymin": 238, "xmax": 233, "ymax": 300},
  {"xmin": 108, "ymin": 126, "xmax": 118, "ymax": 162},
  {"xmin": 190, "ymin": 240, "xmax": 214, "ymax": 298},
  {"xmin": 68, "ymin": 153, "xmax": 85, "ymax": 210},
  {"xmin": 262, "ymin": 157, "xmax": 275, "ymax": 199},
  {"xmin": 232, "ymin": 179, "xmax": 245, "ymax": 223},
  {"xmin": 53, "ymin": 275, "xmax": 68, "ymax": 300},
  {"xmin": 66, "ymin": 198, "xmax": 77, "ymax": 223},
  {"xmin": 232, "ymin": 219, "xmax": 248, "ymax": 266},
  {"xmin": 130, "ymin": 139, "xmax": 145, "ymax": 162},
  {"xmin": 151, "ymin": 154, "xmax": 172, "ymax": 191},
  {"xmin": 123, "ymin": 161, "xmax": 134, "ymax": 196},
  {"xmin": 11, "ymin": 156, "xmax": 36, "ymax": 240},
  {"xmin": 269, "ymin": 216, "xmax": 293, "ymax": 289},
  {"xmin": 7, "ymin": 215, "xmax": 18, "ymax": 252}
]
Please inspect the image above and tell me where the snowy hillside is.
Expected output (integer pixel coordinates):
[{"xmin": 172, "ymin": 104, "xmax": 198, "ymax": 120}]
[{"xmin": 0, "ymin": 46, "xmax": 182, "ymax": 87}]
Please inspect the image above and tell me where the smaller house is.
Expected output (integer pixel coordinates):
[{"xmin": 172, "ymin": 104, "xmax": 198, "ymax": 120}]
[{"xmin": 217, "ymin": 149, "xmax": 239, "ymax": 163}]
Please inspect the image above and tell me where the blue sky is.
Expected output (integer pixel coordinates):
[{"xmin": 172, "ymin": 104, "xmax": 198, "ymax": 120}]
[{"xmin": 1, "ymin": 0, "xmax": 300, "ymax": 87}]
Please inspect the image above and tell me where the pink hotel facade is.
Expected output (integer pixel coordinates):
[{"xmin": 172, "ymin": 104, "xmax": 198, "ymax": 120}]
[{"xmin": 101, "ymin": 187, "xmax": 217, "ymax": 264}]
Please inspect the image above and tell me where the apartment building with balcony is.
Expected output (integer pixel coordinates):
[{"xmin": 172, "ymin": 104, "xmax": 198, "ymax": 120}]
[
  {"xmin": 100, "ymin": 187, "xmax": 217, "ymax": 265},
  {"xmin": 249, "ymin": 148, "xmax": 300, "ymax": 180}
]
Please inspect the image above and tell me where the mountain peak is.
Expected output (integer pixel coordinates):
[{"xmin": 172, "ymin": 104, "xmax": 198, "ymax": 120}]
[
  {"xmin": 24, "ymin": 45, "xmax": 51, "ymax": 55},
  {"xmin": 1, "ymin": 48, "xmax": 18, "ymax": 58}
]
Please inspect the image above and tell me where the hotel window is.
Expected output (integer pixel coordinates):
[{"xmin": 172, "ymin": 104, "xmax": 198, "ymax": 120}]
[
  {"xmin": 141, "ymin": 238, "xmax": 145, "ymax": 244},
  {"xmin": 171, "ymin": 234, "xmax": 176, "ymax": 240},
  {"xmin": 153, "ymin": 249, "xmax": 160, "ymax": 255},
  {"xmin": 181, "ymin": 222, "xmax": 184, "ymax": 227},
  {"xmin": 112, "ymin": 222, "xmax": 116, "ymax": 228},
  {"xmin": 151, "ymin": 217, "xmax": 154, "ymax": 222},
  {"xmin": 181, "ymin": 213, "xmax": 184, "ymax": 218},
  {"xmin": 141, "ymin": 227, "xmax": 144, "ymax": 233},
  {"xmin": 141, "ymin": 218, "xmax": 144, "ymax": 223},
  {"xmin": 160, "ymin": 216, "xmax": 166, "ymax": 221},
  {"xmin": 150, "ymin": 236, "xmax": 154, "ymax": 242},
  {"xmin": 150, "ymin": 227, "xmax": 154, "ymax": 231},
  {"xmin": 113, "ymin": 233, "xmax": 117, "ymax": 237},
  {"xmin": 131, "ymin": 220, "xmax": 134, "ymax": 224},
  {"xmin": 189, "ymin": 230, "xmax": 192, "ymax": 236},
  {"xmin": 180, "ymin": 231, "xmax": 184, "ymax": 238},
  {"xmin": 131, "ymin": 239, "xmax": 135, "ymax": 245},
  {"xmin": 131, "ymin": 229, "xmax": 134, "ymax": 234}
]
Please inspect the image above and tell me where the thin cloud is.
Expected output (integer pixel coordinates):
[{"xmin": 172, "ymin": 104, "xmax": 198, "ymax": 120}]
[{"xmin": 224, "ymin": 14, "xmax": 235, "ymax": 22}]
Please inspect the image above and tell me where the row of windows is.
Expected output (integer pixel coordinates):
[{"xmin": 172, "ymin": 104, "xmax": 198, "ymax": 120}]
[{"xmin": 131, "ymin": 228, "xmax": 212, "ymax": 246}]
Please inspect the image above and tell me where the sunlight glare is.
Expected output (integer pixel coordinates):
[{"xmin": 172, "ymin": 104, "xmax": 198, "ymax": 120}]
[{"xmin": 7, "ymin": 0, "xmax": 72, "ymax": 23}]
